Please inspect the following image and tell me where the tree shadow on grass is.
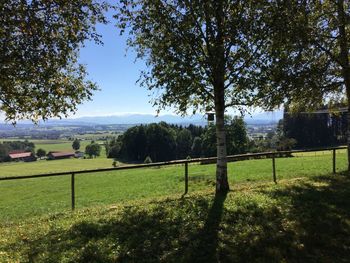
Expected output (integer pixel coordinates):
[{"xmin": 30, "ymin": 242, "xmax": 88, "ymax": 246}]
[
  {"xmin": 13, "ymin": 196, "xmax": 220, "ymax": 263},
  {"xmin": 258, "ymin": 174, "xmax": 350, "ymax": 262},
  {"xmin": 10, "ymin": 193, "xmax": 228, "ymax": 263},
  {"xmin": 7, "ymin": 174, "xmax": 350, "ymax": 262},
  {"xmin": 180, "ymin": 192, "xmax": 227, "ymax": 262}
]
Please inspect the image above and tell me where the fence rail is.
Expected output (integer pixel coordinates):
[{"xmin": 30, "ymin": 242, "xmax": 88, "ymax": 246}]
[{"xmin": 0, "ymin": 146, "xmax": 347, "ymax": 210}]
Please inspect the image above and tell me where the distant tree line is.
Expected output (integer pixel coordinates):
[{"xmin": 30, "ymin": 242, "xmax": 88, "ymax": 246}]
[
  {"xmin": 282, "ymin": 110, "xmax": 347, "ymax": 149},
  {"xmin": 105, "ymin": 117, "xmax": 249, "ymax": 162},
  {"xmin": 252, "ymin": 107, "xmax": 347, "ymax": 152}
]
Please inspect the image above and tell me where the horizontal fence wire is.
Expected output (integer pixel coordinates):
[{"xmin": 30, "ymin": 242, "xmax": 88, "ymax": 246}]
[
  {"xmin": 0, "ymin": 146, "xmax": 347, "ymax": 181},
  {"xmin": 0, "ymin": 146, "xmax": 346, "ymax": 212}
]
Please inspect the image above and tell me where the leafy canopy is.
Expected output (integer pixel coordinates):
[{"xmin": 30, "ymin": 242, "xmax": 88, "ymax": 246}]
[
  {"xmin": 116, "ymin": 0, "xmax": 269, "ymax": 114},
  {"xmin": 0, "ymin": 0, "xmax": 108, "ymax": 122},
  {"xmin": 256, "ymin": 1, "xmax": 348, "ymax": 111}
]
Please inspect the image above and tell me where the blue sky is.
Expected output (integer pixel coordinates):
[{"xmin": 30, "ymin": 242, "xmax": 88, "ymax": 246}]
[
  {"xmin": 76, "ymin": 15, "xmax": 160, "ymax": 117},
  {"xmin": 75, "ymin": 13, "xmax": 279, "ymax": 119},
  {"xmin": 75, "ymin": 20, "xmax": 262, "ymax": 119}
]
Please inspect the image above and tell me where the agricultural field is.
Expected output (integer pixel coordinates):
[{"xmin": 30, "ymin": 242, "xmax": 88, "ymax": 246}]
[
  {"xmin": 0, "ymin": 158, "xmax": 115, "ymax": 176},
  {"xmin": 0, "ymin": 149, "xmax": 346, "ymax": 223},
  {"xmin": 0, "ymin": 138, "xmax": 107, "ymax": 157},
  {"xmin": 74, "ymin": 132, "xmax": 118, "ymax": 141}
]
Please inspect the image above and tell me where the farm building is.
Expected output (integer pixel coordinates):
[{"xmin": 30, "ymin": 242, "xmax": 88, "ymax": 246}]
[
  {"xmin": 74, "ymin": 151, "xmax": 85, "ymax": 158},
  {"xmin": 8, "ymin": 151, "xmax": 36, "ymax": 162},
  {"xmin": 47, "ymin": 151, "xmax": 75, "ymax": 160}
]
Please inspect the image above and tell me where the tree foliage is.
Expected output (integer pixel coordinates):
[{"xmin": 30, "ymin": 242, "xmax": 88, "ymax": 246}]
[
  {"xmin": 176, "ymin": 129, "xmax": 193, "ymax": 159},
  {"xmin": 106, "ymin": 120, "xmax": 249, "ymax": 162},
  {"xmin": 200, "ymin": 117, "xmax": 248, "ymax": 157},
  {"xmin": 116, "ymin": 0, "xmax": 269, "ymax": 192},
  {"xmin": 191, "ymin": 137, "xmax": 203, "ymax": 158},
  {"xmin": 0, "ymin": 144, "xmax": 10, "ymax": 162},
  {"xmin": 116, "ymin": 0, "xmax": 266, "ymax": 113},
  {"xmin": 0, "ymin": 140, "xmax": 35, "ymax": 161},
  {"xmin": 3, "ymin": 140, "xmax": 35, "ymax": 152},
  {"xmin": 72, "ymin": 139, "xmax": 81, "ymax": 151},
  {"xmin": 0, "ymin": 0, "xmax": 108, "ymax": 122},
  {"xmin": 283, "ymin": 108, "xmax": 347, "ymax": 148},
  {"xmin": 36, "ymin": 148, "xmax": 46, "ymax": 158},
  {"xmin": 256, "ymin": 1, "xmax": 347, "ymax": 109},
  {"xmin": 255, "ymin": 0, "xmax": 350, "ymax": 169},
  {"xmin": 85, "ymin": 142, "xmax": 101, "ymax": 158},
  {"xmin": 226, "ymin": 116, "xmax": 249, "ymax": 155},
  {"xmin": 105, "ymin": 137, "xmax": 123, "ymax": 159}
]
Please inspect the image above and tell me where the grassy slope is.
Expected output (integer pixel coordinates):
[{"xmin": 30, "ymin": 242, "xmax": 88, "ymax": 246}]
[
  {"xmin": 1, "ymin": 174, "xmax": 350, "ymax": 262},
  {"xmin": 0, "ymin": 150, "xmax": 347, "ymax": 222}
]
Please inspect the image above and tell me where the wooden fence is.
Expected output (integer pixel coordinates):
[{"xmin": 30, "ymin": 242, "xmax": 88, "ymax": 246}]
[{"xmin": 0, "ymin": 146, "xmax": 347, "ymax": 210}]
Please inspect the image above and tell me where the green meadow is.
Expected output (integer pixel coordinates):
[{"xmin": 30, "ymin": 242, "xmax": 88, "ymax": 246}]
[
  {"xmin": 0, "ymin": 149, "xmax": 346, "ymax": 222},
  {"xmin": 1, "ymin": 174, "xmax": 350, "ymax": 262}
]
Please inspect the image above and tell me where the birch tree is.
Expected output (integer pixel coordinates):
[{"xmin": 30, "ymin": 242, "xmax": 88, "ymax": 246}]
[{"xmin": 116, "ymin": 0, "xmax": 268, "ymax": 193}]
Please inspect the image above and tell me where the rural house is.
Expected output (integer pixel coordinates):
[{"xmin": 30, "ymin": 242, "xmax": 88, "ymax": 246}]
[{"xmin": 47, "ymin": 151, "xmax": 75, "ymax": 160}]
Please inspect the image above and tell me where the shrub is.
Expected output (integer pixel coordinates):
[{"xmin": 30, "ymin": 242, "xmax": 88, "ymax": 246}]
[{"xmin": 36, "ymin": 148, "xmax": 46, "ymax": 159}]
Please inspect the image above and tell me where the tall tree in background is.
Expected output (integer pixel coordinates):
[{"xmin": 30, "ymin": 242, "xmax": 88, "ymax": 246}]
[
  {"xmin": 72, "ymin": 139, "xmax": 80, "ymax": 151},
  {"xmin": 200, "ymin": 117, "xmax": 248, "ymax": 157},
  {"xmin": 146, "ymin": 123, "xmax": 176, "ymax": 162},
  {"xmin": 36, "ymin": 148, "xmax": 46, "ymax": 159},
  {"xmin": 121, "ymin": 126, "xmax": 147, "ymax": 161},
  {"xmin": 116, "ymin": 0, "xmax": 268, "ymax": 192},
  {"xmin": 226, "ymin": 116, "xmax": 248, "ymax": 155},
  {"xmin": 257, "ymin": 1, "xmax": 350, "ymax": 170},
  {"xmin": 0, "ymin": 0, "xmax": 108, "ymax": 122},
  {"xmin": 85, "ymin": 142, "xmax": 101, "ymax": 158},
  {"xmin": 176, "ymin": 129, "xmax": 193, "ymax": 159}
]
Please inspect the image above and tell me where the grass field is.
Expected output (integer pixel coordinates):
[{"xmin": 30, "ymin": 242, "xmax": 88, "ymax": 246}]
[
  {"xmin": 0, "ymin": 158, "xmax": 115, "ymax": 176},
  {"xmin": 0, "ymin": 139, "xmax": 107, "ymax": 157},
  {"xmin": 0, "ymin": 149, "xmax": 347, "ymax": 222},
  {"xmin": 75, "ymin": 132, "xmax": 118, "ymax": 140},
  {"xmin": 1, "ymin": 174, "xmax": 350, "ymax": 262}
]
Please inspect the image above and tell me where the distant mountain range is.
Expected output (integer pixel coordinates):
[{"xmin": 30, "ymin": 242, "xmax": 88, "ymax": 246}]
[{"xmin": 0, "ymin": 111, "xmax": 283, "ymax": 126}]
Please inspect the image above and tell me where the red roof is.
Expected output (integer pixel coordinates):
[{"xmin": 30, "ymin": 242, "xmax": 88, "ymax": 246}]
[
  {"xmin": 49, "ymin": 152, "xmax": 75, "ymax": 158},
  {"xmin": 9, "ymin": 150, "xmax": 27, "ymax": 154},
  {"xmin": 9, "ymin": 152, "xmax": 32, "ymax": 159}
]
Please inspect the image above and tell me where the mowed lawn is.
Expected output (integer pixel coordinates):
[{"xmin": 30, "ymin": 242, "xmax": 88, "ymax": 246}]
[
  {"xmin": 1, "ymin": 174, "xmax": 350, "ymax": 262},
  {"xmin": 0, "ymin": 149, "xmax": 347, "ymax": 222}
]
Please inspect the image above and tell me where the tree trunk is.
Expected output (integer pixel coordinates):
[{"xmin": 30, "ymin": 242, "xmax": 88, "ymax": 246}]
[
  {"xmin": 211, "ymin": 0, "xmax": 229, "ymax": 192},
  {"xmin": 336, "ymin": 0, "xmax": 350, "ymax": 172},
  {"xmin": 215, "ymin": 88, "xmax": 230, "ymax": 193}
]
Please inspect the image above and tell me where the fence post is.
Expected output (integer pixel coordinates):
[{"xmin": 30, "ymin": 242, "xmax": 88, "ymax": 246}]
[
  {"xmin": 272, "ymin": 154, "xmax": 277, "ymax": 184},
  {"xmin": 184, "ymin": 162, "xmax": 188, "ymax": 195},
  {"xmin": 71, "ymin": 173, "xmax": 75, "ymax": 210},
  {"xmin": 333, "ymin": 149, "xmax": 336, "ymax": 174}
]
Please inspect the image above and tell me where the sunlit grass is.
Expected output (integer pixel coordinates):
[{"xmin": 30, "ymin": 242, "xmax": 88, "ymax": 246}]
[
  {"xmin": 1, "ymin": 174, "xmax": 350, "ymax": 262},
  {"xmin": 0, "ymin": 150, "xmax": 346, "ymax": 222}
]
